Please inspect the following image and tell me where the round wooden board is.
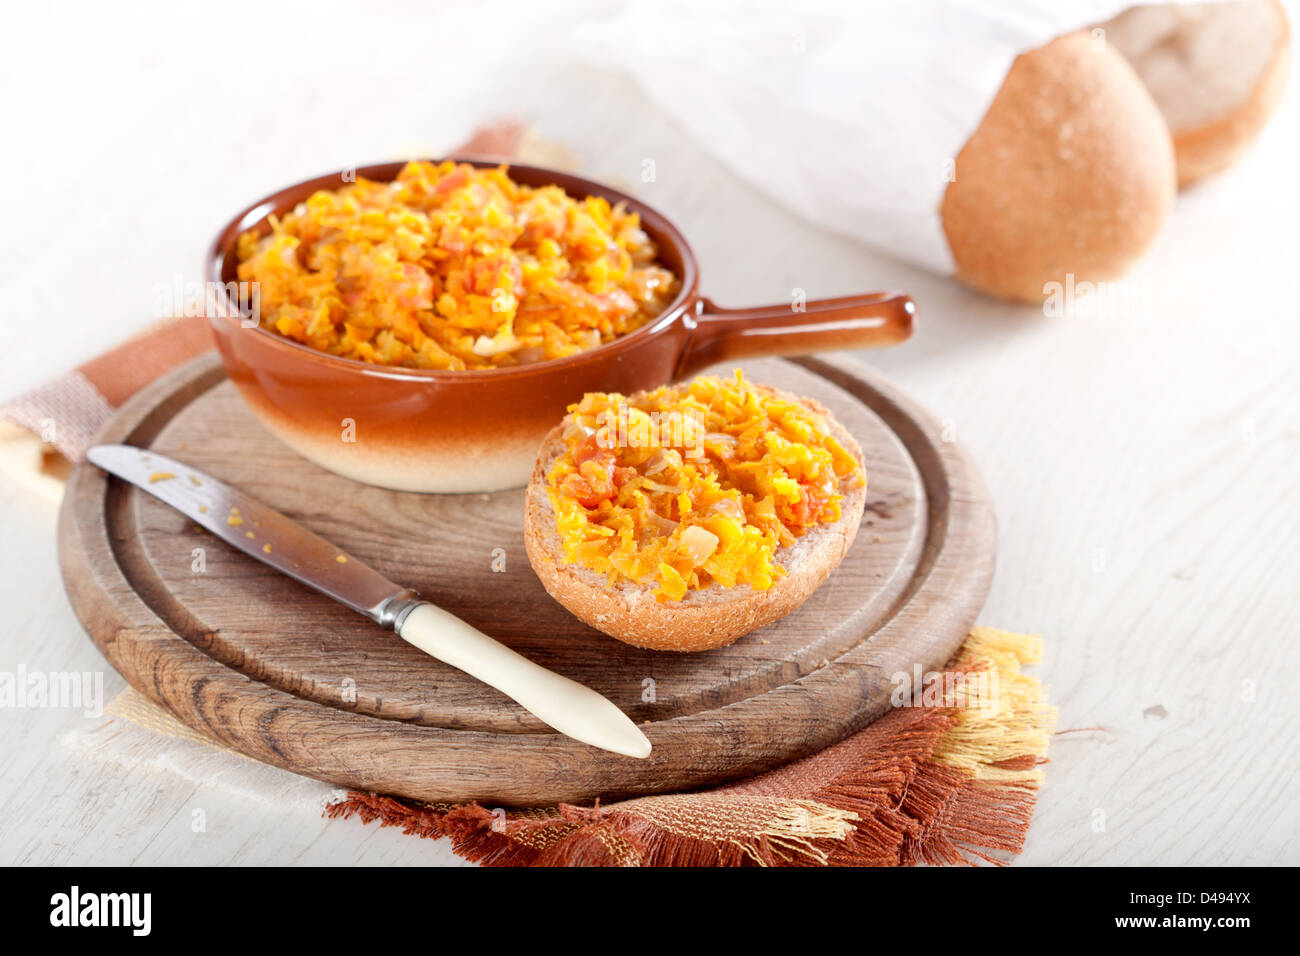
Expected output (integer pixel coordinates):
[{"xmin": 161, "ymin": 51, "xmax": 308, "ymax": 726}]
[{"xmin": 58, "ymin": 352, "xmax": 995, "ymax": 806}]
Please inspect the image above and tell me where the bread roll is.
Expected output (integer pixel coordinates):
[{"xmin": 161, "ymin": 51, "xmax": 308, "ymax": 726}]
[
  {"xmin": 524, "ymin": 388, "xmax": 867, "ymax": 652},
  {"xmin": 1101, "ymin": 0, "xmax": 1290, "ymax": 188},
  {"xmin": 941, "ymin": 30, "xmax": 1178, "ymax": 303}
]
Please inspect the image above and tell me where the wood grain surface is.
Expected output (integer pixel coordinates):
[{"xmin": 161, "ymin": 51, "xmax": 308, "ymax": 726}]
[{"xmin": 57, "ymin": 352, "xmax": 994, "ymax": 805}]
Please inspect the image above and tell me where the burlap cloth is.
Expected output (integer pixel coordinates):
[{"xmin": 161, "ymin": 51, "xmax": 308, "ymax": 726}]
[{"xmin": 0, "ymin": 126, "xmax": 1057, "ymax": 866}]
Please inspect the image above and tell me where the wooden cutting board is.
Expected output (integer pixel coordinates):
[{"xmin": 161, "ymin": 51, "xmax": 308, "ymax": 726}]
[{"xmin": 58, "ymin": 352, "xmax": 995, "ymax": 806}]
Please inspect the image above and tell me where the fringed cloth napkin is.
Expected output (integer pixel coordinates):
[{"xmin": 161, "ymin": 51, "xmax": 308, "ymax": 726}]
[
  {"xmin": 0, "ymin": 316, "xmax": 214, "ymax": 502},
  {"xmin": 0, "ymin": 124, "xmax": 1057, "ymax": 866}
]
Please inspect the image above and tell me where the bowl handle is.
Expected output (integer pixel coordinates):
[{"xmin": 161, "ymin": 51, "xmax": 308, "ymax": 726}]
[{"xmin": 674, "ymin": 290, "xmax": 915, "ymax": 379}]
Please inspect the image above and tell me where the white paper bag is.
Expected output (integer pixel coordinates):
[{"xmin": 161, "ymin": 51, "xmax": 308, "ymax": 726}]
[{"xmin": 572, "ymin": 0, "xmax": 1165, "ymax": 274}]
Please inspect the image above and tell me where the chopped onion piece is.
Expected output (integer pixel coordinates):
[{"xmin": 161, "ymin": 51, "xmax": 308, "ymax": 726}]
[
  {"xmin": 680, "ymin": 525, "xmax": 720, "ymax": 566},
  {"xmin": 563, "ymin": 420, "xmax": 596, "ymax": 442},
  {"xmin": 708, "ymin": 496, "xmax": 745, "ymax": 521},
  {"xmin": 644, "ymin": 511, "xmax": 679, "ymax": 537},
  {"xmin": 472, "ymin": 334, "xmax": 521, "ymax": 357},
  {"xmin": 641, "ymin": 480, "xmax": 684, "ymax": 495}
]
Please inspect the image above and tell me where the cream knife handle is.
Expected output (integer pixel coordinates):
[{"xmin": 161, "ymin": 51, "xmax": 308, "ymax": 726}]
[{"xmin": 396, "ymin": 603, "xmax": 651, "ymax": 759}]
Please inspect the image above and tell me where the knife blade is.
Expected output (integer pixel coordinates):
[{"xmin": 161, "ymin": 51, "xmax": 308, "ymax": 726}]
[{"xmin": 86, "ymin": 443, "xmax": 652, "ymax": 759}]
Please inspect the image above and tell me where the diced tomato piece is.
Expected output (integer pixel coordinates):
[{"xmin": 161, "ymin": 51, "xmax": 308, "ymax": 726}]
[
  {"xmin": 433, "ymin": 167, "xmax": 471, "ymax": 196},
  {"xmin": 791, "ymin": 477, "xmax": 833, "ymax": 527},
  {"xmin": 789, "ymin": 495, "xmax": 810, "ymax": 527},
  {"xmin": 573, "ymin": 434, "xmax": 598, "ymax": 463},
  {"xmin": 399, "ymin": 264, "xmax": 434, "ymax": 309},
  {"xmin": 573, "ymin": 433, "xmax": 613, "ymax": 467},
  {"xmin": 561, "ymin": 445, "xmax": 619, "ymax": 506},
  {"xmin": 560, "ymin": 473, "xmax": 602, "ymax": 508}
]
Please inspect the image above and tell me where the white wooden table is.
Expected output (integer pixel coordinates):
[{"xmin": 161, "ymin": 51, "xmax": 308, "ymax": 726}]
[{"xmin": 2, "ymin": 2, "xmax": 1296, "ymax": 865}]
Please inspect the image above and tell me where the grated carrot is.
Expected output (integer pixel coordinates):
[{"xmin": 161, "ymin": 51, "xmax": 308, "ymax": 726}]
[{"xmin": 236, "ymin": 161, "xmax": 679, "ymax": 370}]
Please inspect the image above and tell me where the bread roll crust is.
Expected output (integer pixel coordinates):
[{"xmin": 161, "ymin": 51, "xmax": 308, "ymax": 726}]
[
  {"xmin": 524, "ymin": 386, "xmax": 867, "ymax": 652},
  {"xmin": 941, "ymin": 30, "xmax": 1177, "ymax": 303}
]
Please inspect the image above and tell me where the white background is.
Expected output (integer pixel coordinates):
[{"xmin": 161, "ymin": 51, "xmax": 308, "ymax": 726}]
[{"xmin": 1, "ymin": 1, "xmax": 1297, "ymax": 865}]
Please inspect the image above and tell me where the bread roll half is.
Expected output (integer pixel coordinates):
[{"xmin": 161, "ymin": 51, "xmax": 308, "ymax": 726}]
[
  {"xmin": 524, "ymin": 388, "xmax": 867, "ymax": 652},
  {"xmin": 941, "ymin": 30, "xmax": 1178, "ymax": 303},
  {"xmin": 1102, "ymin": 0, "xmax": 1291, "ymax": 188}
]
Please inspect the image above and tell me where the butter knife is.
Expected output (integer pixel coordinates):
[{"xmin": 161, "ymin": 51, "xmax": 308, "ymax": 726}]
[{"xmin": 86, "ymin": 443, "xmax": 652, "ymax": 759}]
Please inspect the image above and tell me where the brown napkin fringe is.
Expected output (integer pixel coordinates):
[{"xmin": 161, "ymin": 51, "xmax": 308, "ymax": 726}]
[{"xmin": 326, "ymin": 628, "xmax": 1055, "ymax": 867}]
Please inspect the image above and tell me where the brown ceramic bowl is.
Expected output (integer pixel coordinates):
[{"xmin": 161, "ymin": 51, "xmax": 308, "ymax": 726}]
[{"xmin": 207, "ymin": 161, "xmax": 914, "ymax": 493}]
